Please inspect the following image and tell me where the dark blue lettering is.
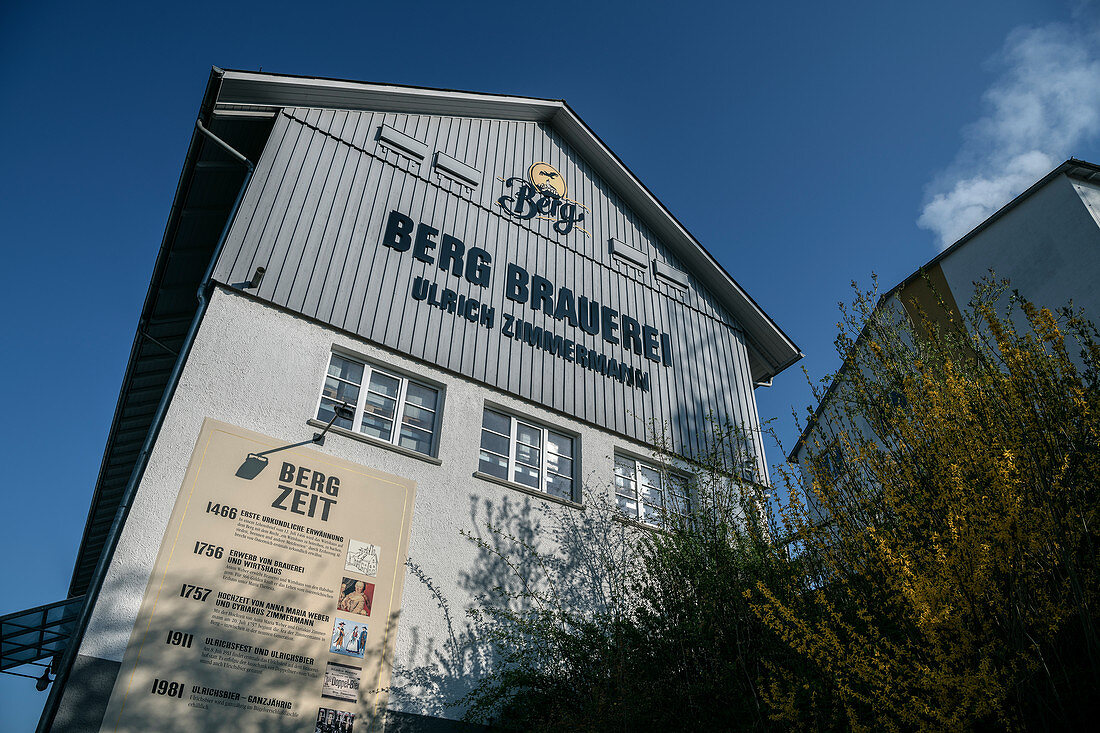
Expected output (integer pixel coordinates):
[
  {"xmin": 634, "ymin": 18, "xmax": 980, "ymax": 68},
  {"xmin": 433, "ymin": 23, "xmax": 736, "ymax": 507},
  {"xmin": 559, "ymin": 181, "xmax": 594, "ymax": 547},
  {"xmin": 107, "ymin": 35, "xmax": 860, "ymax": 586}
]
[
  {"xmin": 506, "ymin": 264, "xmax": 530, "ymax": 303},
  {"xmin": 466, "ymin": 248, "xmax": 491, "ymax": 287},
  {"xmin": 412, "ymin": 222, "xmax": 438, "ymax": 264},
  {"xmin": 438, "ymin": 234, "xmax": 464, "ymax": 275},
  {"xmin": 554, "ymin": 288, "xmax": 579, "ymax": 326},
  {"xmin": 601, "ymin": 305, "xmax": 620, "ymax": 345},
  {"xmin": 439, "ymin": 289, "xmax": 457, "ymax": 313},
  {"xmin": 555, "ymin": 202, "xmax": 583, "ymax": 235},
  {"xmin": 523, "ymin": 323, "xmax": 542, "ymax": 347},
  {"xmin": 578, "ymin": 297, "xmax": 600, "ymax": 335},
  {"xmin": 642, "ymin": 325, "xmax": 661, "ymax": 362},
  {"xmin": 497, "ymin": 178, "xmax": 540, "ymax": 219},
  {"xmin": 531, "ymin": 275, "xmax": 554, "ymax": 315},
  {"xmin": 381, "ymin": 210, "xmax": 414, "ymax": 252},
  {"xmin": 620, "ymin": 315, "xmax": 643, "ymax": 355},
  {"xmin": 660, "ymin": 333, "xmax": 673, "ymax": 367}
]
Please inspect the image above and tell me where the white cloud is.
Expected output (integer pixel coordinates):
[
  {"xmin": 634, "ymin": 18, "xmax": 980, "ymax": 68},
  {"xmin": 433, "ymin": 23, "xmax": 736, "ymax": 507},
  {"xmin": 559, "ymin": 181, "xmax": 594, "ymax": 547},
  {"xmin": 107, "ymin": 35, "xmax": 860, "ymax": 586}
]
[{"xmin": 918, "ymin": 20, "xmax": 1100, "ymax": 250}]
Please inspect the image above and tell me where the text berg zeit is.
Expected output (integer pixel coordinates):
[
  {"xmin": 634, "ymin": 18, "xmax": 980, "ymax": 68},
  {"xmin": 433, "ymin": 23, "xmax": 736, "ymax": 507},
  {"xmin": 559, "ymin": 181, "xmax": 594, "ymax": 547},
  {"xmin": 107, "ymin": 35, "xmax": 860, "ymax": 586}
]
[
  {"xmin": 381, "ymin": 210, "xmax": 674, "ymax": 368},
  {"xmin": 270, "ymin": 461, "xmax": 338, "ymax": 522}
]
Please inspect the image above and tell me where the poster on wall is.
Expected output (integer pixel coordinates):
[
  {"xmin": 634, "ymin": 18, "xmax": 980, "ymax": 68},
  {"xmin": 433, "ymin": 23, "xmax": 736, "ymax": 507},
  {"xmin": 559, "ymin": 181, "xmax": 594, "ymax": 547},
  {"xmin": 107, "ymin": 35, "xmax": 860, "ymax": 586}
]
[{"xmin": 98, "ymin": 418, "xmax": 416, "ymax": 732}]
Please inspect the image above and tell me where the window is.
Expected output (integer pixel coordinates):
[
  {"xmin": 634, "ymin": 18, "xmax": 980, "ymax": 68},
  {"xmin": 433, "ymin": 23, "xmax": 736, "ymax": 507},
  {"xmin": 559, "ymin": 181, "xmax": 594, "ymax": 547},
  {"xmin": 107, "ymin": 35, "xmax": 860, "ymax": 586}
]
[
  {"xmin": 886, "ymin": 389, "xmax": 908, "ymax": 409},
  {"xmin": 614, "ymin": 455, "xmax": 691, "ymax": 525},
  {"xmin": 317, "ymin": 352, "xmax": 441, "ymax": 456},
  {"xmin": 821, "ymin": 445, "xmax": 846, "ymax": 479},
  {"xmin": 478, "ymin": 408, "xmax": 575, "ymax": 501}
]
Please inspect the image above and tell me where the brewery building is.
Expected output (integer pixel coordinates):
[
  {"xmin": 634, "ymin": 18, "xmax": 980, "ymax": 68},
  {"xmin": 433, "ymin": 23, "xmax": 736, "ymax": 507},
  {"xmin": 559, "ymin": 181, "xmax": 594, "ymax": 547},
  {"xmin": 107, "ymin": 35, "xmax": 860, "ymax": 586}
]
[{"xmin": 2, "ymin": 68, "xmax": 801, "ymax": 732}]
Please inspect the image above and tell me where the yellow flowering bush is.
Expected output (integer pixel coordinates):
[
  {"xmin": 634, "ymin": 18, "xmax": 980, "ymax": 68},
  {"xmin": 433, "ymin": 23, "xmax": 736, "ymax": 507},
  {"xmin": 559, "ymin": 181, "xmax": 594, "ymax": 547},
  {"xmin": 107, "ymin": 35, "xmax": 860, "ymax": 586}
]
[{"xmin": 758, "ymin": 278, "xmax": 1100, "ymax": 730}]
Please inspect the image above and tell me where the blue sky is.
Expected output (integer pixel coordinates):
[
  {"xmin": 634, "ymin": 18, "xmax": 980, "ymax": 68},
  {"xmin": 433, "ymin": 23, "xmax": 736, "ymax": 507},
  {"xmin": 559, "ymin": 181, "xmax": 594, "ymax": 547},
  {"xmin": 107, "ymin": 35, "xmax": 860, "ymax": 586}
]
[{"xmin": 3, "ymin": 0, "xmax": 1099, "ymax": 728}]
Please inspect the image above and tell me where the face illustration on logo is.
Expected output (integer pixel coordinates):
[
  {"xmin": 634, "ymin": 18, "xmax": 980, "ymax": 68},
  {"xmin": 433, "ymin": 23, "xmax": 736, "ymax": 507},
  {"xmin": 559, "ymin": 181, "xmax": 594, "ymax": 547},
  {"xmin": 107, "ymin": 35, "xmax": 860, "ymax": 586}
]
[
  {"xmin": 528, "ymin": 162, "xmax": 567, "ymax": 198},
  {"xmin": 498, "ymin": 161, "xmax": 586, "ymax": 235}
]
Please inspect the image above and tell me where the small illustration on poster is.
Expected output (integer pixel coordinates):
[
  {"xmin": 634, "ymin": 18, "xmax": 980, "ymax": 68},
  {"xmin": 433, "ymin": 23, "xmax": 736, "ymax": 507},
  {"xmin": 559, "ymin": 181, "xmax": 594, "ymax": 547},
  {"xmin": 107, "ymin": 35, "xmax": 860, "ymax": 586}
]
[
  {"xmin": 330, "ymin": 616, "xmax": 368, "ymax": 659},
  {"xmin": 345, "ymin": 539, "xmax": 381, "ymax": 577},
  {"xmin": 315, "ymin": 706, "xmax": 354, "ymax": 733},
  {"xmin": 336, "ymin": 577, "xmax": 375, "ymax": 617},
  {"xmin": 321, "ymin": 661, "xmax": 361, "ymax": 702}
]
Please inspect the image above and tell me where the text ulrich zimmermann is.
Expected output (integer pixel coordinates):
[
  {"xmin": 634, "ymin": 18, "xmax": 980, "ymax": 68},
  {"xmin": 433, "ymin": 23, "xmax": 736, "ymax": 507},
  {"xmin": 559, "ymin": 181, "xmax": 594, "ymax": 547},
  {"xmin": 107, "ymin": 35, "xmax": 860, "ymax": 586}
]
[{"xmin": 382, "ymin": 209, "xmax": 675, "ymax": 393}]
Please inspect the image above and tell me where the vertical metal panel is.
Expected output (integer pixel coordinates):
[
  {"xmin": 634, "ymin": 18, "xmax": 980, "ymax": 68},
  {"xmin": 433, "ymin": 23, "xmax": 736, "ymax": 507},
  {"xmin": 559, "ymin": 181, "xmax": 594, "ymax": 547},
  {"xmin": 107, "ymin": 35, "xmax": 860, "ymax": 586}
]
[
  {"xmin": 220, "ymin": 112, "xmax": 298, "ymax": 284},
  {"xmin": 279, "ymin": 110, "xmax": 342, "ymax": 309},
  {"xmin": 300, "ymin": 111, "xmax": 364, "ymax": 320},
  {"xmin": 213, "ymin": 108, "xmax": 763, "ymax": 462},
  {"xmin": 327, "ymin": 123, "xmax": 389, "ymax": 328}
]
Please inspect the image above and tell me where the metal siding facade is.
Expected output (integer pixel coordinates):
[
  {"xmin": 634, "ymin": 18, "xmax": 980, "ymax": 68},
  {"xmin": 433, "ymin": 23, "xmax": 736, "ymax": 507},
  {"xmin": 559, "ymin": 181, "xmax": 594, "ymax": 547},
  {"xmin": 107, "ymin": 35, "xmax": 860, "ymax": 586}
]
[{"xmin": 214, "ymin": 108, "xmax": 760, "ymax": 459}]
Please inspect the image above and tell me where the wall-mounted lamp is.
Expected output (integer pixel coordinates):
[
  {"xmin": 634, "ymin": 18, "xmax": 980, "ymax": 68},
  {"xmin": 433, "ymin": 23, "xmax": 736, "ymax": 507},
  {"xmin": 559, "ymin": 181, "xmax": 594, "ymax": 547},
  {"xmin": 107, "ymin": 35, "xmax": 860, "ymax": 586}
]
[
  {"xmin": 313, "ymin": 402, "xmax": 354, "ymax": 446},
  {"xmin": 236, "ymin": 453, "xmax": 269, "ymax": 480},
  {"xmin": 234, "ymin": 402, "xmax": 355, "ymax": 480}
]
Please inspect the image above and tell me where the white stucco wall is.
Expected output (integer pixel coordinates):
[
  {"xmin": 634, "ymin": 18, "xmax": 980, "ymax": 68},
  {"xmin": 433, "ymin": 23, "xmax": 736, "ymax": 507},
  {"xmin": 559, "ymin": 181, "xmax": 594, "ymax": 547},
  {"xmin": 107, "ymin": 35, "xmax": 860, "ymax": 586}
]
[
  {"xmin": 78, "ymin": 285, "xmax": 678, "ymax": 718},
  {"xmin": 794, "ymin": 172, "xmax": 1100, "ymax": 524},
  {"xmin": 938, "ymin": 174, "xmax": 1100, "ymax": 320}
]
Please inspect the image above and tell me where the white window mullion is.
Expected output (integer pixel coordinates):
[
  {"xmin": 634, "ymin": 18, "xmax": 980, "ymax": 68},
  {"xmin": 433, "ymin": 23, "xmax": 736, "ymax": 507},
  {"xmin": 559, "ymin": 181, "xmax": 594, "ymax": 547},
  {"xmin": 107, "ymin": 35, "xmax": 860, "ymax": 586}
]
[
  {"xmin": 508, "ymin": 415, "xmax": 519, "ymax": 482},
  {"xmin": 353, "ymin": 365, "xmax": 371, "ymax": 432},
  {"xmin": 615, "ymin": 454, "xmax": 690, "ymax": 526},
  {"xmin": 539, "ymin": 426, "xmax": 550, "ymax": 494},
  {"xmin": 393, "ymin": 375, "xmax": 410, "ymax": 445},
  {"xmin": 481, "ymin": 409, "xmax": 575, "ymax": 497}
]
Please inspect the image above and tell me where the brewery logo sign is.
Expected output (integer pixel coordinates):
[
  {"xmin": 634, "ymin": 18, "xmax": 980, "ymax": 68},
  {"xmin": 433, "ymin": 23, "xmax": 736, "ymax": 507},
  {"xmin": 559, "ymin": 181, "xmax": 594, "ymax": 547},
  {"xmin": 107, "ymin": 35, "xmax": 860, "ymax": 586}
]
[{"xmin": 497, "ymin": 162, "xmax": 588, "ymax": 236}]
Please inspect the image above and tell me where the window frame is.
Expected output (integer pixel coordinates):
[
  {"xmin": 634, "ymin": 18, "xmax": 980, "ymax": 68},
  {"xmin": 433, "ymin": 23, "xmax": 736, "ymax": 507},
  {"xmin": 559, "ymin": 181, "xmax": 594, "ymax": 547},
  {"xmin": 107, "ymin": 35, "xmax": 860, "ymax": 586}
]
[
  {"xmin": 315, "ymin": 349, "xmax": 444, "ymax": 458},
  {"xmin": 613, "ymin": 452, "xmax": 692, "ymax": 527},
  {"xmin": 477, "ymin": 405, "xmax": 579, "ymax": 503}
]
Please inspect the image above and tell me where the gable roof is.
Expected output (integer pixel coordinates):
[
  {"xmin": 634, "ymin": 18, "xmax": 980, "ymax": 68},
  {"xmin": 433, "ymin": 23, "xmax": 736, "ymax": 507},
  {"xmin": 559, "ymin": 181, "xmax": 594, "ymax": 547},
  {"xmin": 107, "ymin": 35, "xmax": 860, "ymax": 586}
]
[
  {"xmin": 212, "ymin": 68, "xmax": 802, "ymax": 382},
  {"xmin": 788, "ymin": 158, "xmax": 1100, "ymax": 462}
]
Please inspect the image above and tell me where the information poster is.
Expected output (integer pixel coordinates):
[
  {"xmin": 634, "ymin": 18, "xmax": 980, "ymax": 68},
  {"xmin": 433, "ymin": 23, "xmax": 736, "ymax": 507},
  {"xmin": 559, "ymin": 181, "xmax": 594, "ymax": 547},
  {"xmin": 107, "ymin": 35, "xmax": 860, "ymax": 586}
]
[{"xmin": 99, "ymin": 419, "xmax": 416, "ymax": 732}]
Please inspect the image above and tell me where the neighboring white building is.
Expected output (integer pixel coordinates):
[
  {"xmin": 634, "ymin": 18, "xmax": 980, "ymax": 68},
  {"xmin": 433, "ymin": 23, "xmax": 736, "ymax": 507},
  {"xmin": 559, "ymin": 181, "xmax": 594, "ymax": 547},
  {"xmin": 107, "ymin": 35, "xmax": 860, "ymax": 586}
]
[
  {"xmin": 1, "ymin": 69, "xmax": 801, "ymax": 732},
  {"xmin": 791, "ymin": 158, "xmax": 1100, "ymax": 522}
]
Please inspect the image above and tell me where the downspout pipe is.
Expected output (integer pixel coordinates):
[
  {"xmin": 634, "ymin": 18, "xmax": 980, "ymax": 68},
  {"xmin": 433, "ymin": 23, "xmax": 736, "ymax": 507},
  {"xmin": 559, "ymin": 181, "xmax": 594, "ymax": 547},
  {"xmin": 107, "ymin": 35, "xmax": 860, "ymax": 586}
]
[{"xmin": 38, "ymin": 119, "xmax": 254, "ymax": 733}]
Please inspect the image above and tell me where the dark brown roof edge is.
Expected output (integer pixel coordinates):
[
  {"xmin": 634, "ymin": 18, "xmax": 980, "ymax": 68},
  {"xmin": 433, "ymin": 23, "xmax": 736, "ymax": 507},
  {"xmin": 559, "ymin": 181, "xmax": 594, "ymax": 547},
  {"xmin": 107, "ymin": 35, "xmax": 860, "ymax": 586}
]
[{"xmin": 66, "ymin": 68, "xmax": 227, "ymax": 597}]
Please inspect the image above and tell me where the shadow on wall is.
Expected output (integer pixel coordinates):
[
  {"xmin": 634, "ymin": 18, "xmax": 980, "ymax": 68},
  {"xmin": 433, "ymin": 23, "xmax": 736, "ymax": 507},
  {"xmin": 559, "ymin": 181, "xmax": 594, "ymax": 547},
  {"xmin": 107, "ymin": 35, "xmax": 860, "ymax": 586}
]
[
  {"xmin": 662, "ymin": 298, "xmax": 762, "ymax": 482},
  {"xmin": 50, "ymin": 566, "xmax": 155, "ymax": 732},
  {"xmin": 52, "ymin": 491, "xmax": 635, "ymax": 730},
  {"xmin": 388, "ymin": 487, "xmax": 640, "ymax": 724}
]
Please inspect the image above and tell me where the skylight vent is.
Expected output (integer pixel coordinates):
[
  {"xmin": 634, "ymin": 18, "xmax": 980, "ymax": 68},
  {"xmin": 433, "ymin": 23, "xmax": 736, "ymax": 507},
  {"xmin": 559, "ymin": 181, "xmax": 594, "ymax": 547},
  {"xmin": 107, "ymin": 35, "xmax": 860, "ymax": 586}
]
[
  {"xmin": 433, "ymin": 152, "xmax": 481, "ymax": 189},
  {"xmin": 376, "ymin": 125, "xmax": 428, "ymax": 164},
  {"xmin": 609, "ymin": 238, "xmax": 649, "ymax": 271},
  {"xmin": 653, "ymin": 259, "xmax": 689, "ymax": 290}
]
